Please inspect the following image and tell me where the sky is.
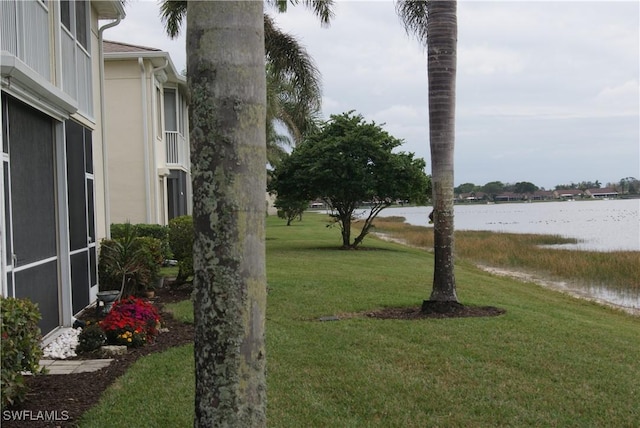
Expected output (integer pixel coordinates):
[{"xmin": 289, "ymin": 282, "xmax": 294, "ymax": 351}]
[{"xmin": 106, "ymin": 0, "xmax": 639, "ymax": 190}]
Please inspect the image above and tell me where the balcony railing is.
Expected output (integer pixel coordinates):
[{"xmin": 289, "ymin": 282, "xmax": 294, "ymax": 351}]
[
  {"xmin": 1, "ymin": 0, "xmax": 50, "ymax": 80},
  {"xmin": 165, "ymin": 131, "xmax": 188, "ymax": 167},
  {"xmin": 1, "ymin": 0, "xmax": 92, "ymax": 118}
]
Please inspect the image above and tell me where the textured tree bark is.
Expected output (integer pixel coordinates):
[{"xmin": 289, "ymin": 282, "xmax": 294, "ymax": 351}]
[
  {"xmin": 187, "ymin": 2, "xmax": 267, "ymax": 426},
  {"xmin": 426, "ymin": 0, "xmax": 459, "ymax": 305}
]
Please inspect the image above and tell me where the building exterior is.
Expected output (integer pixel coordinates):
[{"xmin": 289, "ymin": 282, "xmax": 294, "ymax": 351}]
[
  {"xmin": 457, "ymin": 192, "xmax": 488, "ymax": 202},
  {"xmin": 1, "ymin": 0, "xmax": 125, "ymax": 336},
  {"xmin": 585, "ymin": 188, "xmax": 619, "ymax": 199},
  {"xmin": 553, "ymin": 189, "xmax": 584, "ymax": 200},
  {"xmin": 103, "ymin": 41, "xmax": 191, "ymax": 226},
  {"xmin": 530, "ymin": 190, "xmax": 555, "ymax": 201}
]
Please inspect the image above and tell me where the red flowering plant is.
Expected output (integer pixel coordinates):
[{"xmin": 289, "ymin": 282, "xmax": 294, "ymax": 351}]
[{"xmin": 99, "ymin": 297, "xmax": 161, "ymax": 347}]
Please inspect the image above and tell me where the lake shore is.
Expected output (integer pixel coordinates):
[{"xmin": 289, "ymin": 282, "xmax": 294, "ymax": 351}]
[{"xmin": 370, "ymin": 216, "xmax": 640, "ymax": 315}]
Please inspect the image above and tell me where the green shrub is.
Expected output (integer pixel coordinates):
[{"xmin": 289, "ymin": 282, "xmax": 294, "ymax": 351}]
[
  {"xmin": 76, "ymin": 323, "xmax": 106, "ymax": 354},
  {"xmin": 98, "ymin": 223, "xmax": 164, "ymax": 295},
  {"xmin": 1, "ymin": 297, "xmax": 45, "ymax": 409},
  {"xmin": 110, "ymin": 223, "xmax": 128, "ymax": 241},
  {"xmin": 136, "ymin": 237, "xmax": 163, "ymax": 288},
  {"xmin": 111, "ymin": 223, "xmax": 171, "ymax": 259},
  {"xmin": 168, "ymin": 215, "xmax": 193, "ymax": 283}
]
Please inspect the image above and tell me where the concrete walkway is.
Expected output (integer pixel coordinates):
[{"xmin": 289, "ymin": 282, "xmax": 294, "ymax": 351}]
[{"xmin": 39, "ymin": 359, "xmax": 113, "ymax": 375}]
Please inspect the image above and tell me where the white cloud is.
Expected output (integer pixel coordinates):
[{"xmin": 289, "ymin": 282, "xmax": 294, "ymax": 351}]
[
  {"xmin": 594, "ymin": 80, "xmax": 640, "ymax": 114},
  {"xmin": 459, "ymin": 44, "xmax": 525, "ymax": 76},
  {"xmin": 107, "ymin": 0, "xmax": 639, "ymax": 189}
]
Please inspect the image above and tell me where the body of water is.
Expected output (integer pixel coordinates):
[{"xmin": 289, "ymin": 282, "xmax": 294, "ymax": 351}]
[
  {"xmin": 377, "ymin": 199, "xmax": 640, "ymax": 252},
  {"xmin": 371, "ymin": 199, "xmax": 639, "ymax": 313}
]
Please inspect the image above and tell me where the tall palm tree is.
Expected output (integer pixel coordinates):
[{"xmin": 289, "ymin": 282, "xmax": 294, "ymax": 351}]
[
  {"xmin": 187, "ymin": 2, "xmax": 267, "ymax": 425},
  {"xmin": 160, "ymin": 0, "xmax": 330, "ymax": 166},
  {"xmin": 161, "ymin": 1, "xmax": 334, "ymax": 425},
  {"xmin": 397, "ymin": 0, "xmax": 460, "ymax": 310}
]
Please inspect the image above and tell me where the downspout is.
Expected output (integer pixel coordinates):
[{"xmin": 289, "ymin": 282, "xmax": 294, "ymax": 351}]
[
  {"xmin": 139, "ymin": 57, "xmax": 151, "ymax": 223},
  {"xmin": 151, "ymin": 58, "xmax": 169, "ymax": 224},
  {"xmin": 98, "ymin": 16, "xmax": 122, "ymax": 238}
]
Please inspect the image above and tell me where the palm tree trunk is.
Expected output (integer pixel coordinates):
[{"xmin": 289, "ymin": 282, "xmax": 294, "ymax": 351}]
[
  {"xmin": 426, "ymin": 0, "xmax": 459, "ymax": 304},
  {"xmin": 187, "ymin": 2, "xmax": 267, "ymax": 426}
]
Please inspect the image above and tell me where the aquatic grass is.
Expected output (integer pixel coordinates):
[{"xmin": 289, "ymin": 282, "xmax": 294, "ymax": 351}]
[
  {"xmin": 80, "ymin": 214, "xmax": 640, "ymax": 427},
  {"xmin": 373, "ymin": 217, "xmax": 640, "ymax": 290}
]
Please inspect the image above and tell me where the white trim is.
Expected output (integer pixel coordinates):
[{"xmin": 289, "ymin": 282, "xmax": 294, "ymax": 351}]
[
  {"xmin": 98, "ymin": 17, "xmax": 124, "ymax": 238},
  {"xmin": 0, "ymin": 104, "xmax": 6, "ymax": 297},
  {"xmin": 52, "ymin": 0, "xmax": 62, "ymax": 89},
  {"xmin": 1, "ymin": 53, "xmax": 77, "ymax": 120},
  {"xmin": 151, "ymin": 60, "xmax": 168, "ymax": 224},
  {"xmin": 139, "ymin": 57, "xmax": 151, "ymax": 223},
  {"xmin": 104, "ymin": 51, "xmax": 185, "ymax": 87},
  {"xmin": 0, "ymin": 99, "xmax": 15, "ymax": 296},
  {"xmin": 69, "ymin": 248, "xmax": 89, "ymax": 256},
  {"xmin": 11, "ymin": 255, "xmax": 58, "ymax": 273},
  {"xmin": 55, "ymin": 121, "xmax": 72, "ymax": 327}
]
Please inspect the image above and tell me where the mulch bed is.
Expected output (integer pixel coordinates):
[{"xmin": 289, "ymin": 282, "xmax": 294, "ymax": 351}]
[
  {"xmin": 3, "ymin": 284, "xmax": 194, "ymax": 428},
  {"xmin": 366, "ymin": 303, "xmax": 506, "ymax": 319}
]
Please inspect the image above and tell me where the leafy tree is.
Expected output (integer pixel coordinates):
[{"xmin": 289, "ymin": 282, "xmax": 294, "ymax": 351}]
[
  {"xmin": 618, "ymin": 177, "xmax": 639, "ymax": 194},
  {"xmin": 482, "ymin": 181, "xmax": 505, "ymax": 199},
  {"xmin": 455, "ymin": 182, "xmax": 477, "ymax": 194},
  {"xmin": 274, "ymin": 195, "xmax": 308, "ymax": 226},
  {"xmin": 271, "ymin": 111, "xmax": 429, "ymax": 249},
  {"xmin": 575, "ymin": 180, "xmax": 601, "ymax": 190},
  {"xmin": 514, "ymin": 181, "xmax": 538, "ymax": 194},
  {"xmin": 397, "ymin": 1, "xmax": 460, "ymax": 308},
  {"xmin": 555, "ymin": 183, "xmax": 578, "ymax": 190}
]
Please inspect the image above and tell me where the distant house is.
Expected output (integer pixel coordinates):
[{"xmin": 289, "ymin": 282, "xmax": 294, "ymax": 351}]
[
  {"xmin": 103, "ymin": 40, "xmax": 191, "ymax": 225},
  {"xmin": 1, "ymin": 0, "xmax": 126, "ymax": 336},
  {"xmin": 457, "ymin": 192, "xmax": 487, "ymax": 202},
  {"xmin": 554, "ymin": 189, "xmax": 584, "ymax": 200},
  {"xmin": 494, "ymin": 192, "xmax": 521, "ymax": 202},
  {"xmin": 530, "ymin": 190, "xmax": 555, "ymax": 201},
  {"xmin": 585, "ymin": 188, "xmax": 618, "ymax": 199}
]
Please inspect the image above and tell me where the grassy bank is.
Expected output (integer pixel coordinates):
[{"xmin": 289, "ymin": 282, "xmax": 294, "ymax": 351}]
[
  {"xmin": 80, "ymin": 214, "xmax": 640, "ymax": 427},
  {"xmin": 373, "ymin": 216, "xmax": 640, "ymax": 290}
]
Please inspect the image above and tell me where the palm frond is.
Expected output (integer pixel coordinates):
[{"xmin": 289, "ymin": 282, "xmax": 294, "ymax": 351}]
[
  {"xmin": 160, "ymin": 0, "xmax": 187, "ymax": 39},
  {"xmin": 299, "ymin": 0, "xmax": 335, "ymax": 27},
  {"xmin": 264, "ymin": 14, "xmax": 322, "ymax": 109},
  {"xmin": 159, "ymin": 2, "xmax": 323, "ymax": 163},
  {"xmin": 395, "ymin": 0, "xmax": 429, "ymax": 46},
  {"xmin": 266, "ymin": 0, "xmax": 335, "ymax": 26}
]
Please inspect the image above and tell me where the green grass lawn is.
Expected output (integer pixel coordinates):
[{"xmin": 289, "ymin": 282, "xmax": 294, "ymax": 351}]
[{"xmin": 80, "ymin": 214, "xmax": 640, "ymax": 427}]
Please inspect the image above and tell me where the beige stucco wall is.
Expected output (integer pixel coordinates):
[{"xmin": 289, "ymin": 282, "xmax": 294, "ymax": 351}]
[{"xmin": 104, "ymin": 60, "xmax": 149, "ymax": 224}]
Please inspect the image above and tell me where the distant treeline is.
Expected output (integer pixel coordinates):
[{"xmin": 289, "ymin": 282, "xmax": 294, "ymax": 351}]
[{"xmin": 455, "ymin": 177, "xmax": 639, "ymax": 197}]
